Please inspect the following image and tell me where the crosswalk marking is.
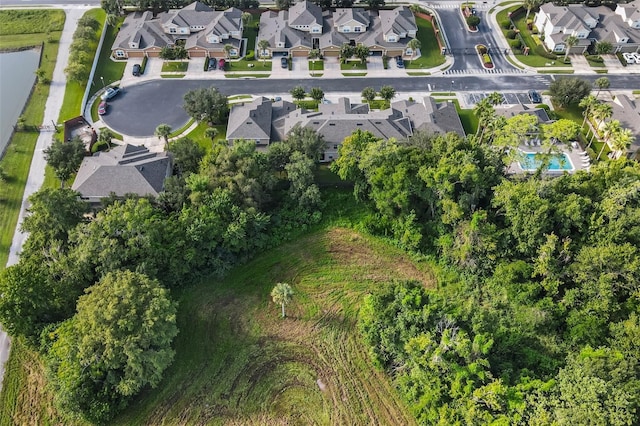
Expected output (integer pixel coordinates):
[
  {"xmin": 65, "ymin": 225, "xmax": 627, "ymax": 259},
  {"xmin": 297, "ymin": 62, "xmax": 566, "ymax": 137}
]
[{"xmin": 442, "ymin": 68, "xmax": 530, "ymax": 75}]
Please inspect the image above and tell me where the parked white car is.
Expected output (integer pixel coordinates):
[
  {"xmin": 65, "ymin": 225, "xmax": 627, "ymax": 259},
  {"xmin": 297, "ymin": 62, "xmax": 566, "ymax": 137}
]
[
  {"xmin": 632, "ymin": 52, "xmax": 640, "ymax": 63},
  {"xmin": 623, "ymin": 52, "xmax": 637, "ymax": 64}
]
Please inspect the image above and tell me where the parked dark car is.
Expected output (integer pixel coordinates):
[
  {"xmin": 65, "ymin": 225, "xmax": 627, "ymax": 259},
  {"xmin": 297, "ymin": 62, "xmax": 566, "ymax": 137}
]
[
  {"xmin": 218, "ymin": 58, "xmax": 226, "ymax": 70},
  {"xmin": 98, "ymin": 101, "xmax": 107, "ymax": 115},
  {"xmin": 281, "ymin": 56, "xmax": 288, "ymax": 68},
  {"xmin": 528, "ymin": 90, "xmax": 542, "ymax": 104},
  {"xmin": 208, "ymin": 58, "xmax": 217, "ymax": 70},
  {"xmin": 395, "ymin": 56, "xmax": 404, "ymax": 68},
  {"xmin": 132, "ymin": 64, "xmax": 141, "ymax": 76}
]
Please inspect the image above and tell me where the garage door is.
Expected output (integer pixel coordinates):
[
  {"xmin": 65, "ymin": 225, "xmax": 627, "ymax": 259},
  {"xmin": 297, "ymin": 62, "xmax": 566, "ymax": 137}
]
[
  {"xmin": 127, "ymin": 51, "xmax": 144, "ymax": 58},
  {"xmin": 323, "ymin": 49, "xmax": 339, "ymax": 57},
  {"xmin": 292, "ymin": 50, "xmax": 308, "ymax": 57},
  {"xmin": 189, "ymin": 50, "xmax": 206, "ymax": 58}
]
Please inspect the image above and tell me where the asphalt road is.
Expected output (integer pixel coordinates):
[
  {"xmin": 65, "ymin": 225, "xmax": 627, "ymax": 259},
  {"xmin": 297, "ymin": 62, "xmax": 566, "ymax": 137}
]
[{"xmin": 102, "ymin": 74, "xmax": 640, "ymax": 136}]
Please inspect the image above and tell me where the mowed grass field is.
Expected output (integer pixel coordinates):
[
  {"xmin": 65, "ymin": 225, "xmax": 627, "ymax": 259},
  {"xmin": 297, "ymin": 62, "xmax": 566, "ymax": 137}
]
[{"xmin": 112, "ymin": 227, "xmax": 433, "ymax": 425}]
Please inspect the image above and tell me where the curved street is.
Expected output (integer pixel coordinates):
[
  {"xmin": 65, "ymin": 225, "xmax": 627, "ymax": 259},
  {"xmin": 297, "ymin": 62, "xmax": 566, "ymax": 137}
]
[{"xmin": 102, "ymin": 74, "xmax": 640, "ymax": 137}]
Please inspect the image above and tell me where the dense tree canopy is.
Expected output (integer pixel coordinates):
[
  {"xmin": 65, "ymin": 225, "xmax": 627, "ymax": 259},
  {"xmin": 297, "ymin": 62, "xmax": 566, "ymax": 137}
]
[
  {"xmin": 183, "ymin": 86, "xmax": 229, "ymax": 125},
  {"xmin": 46, "ymin": 270, "xmax": 178, "ymax": 423},
  {"xmin": 43, "ymin": 137, "xmax": 86, "ymax": 187}
]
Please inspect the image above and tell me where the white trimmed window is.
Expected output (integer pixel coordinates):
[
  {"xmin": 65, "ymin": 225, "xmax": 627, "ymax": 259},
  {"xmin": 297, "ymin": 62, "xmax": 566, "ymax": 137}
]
[
  {"xmin": 115, "ymin": 49, "xmax": 126, "ymax": 57},
  {"xmin": 169, "ymin": 27, "xmax": 177, "ymax": 34}
]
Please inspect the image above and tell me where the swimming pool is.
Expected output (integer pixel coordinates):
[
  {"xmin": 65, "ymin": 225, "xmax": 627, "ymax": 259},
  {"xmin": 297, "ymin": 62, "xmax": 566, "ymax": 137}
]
[{"xmin": 519, "ymin": 152, "xmax": 574, "ymax": 171}]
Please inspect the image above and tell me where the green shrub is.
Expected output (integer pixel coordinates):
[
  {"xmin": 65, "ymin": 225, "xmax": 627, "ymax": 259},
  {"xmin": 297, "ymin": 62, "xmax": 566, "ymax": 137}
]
[
  {"xmin": 482, "ymin": 54, "xmax": 492, "ymax": 64},
  {"xmin": 501, "ymin": 19, "xmax": 512, "ymax": 29},
  {"xmin": 245, "ymin": 51, "xmax": 255, "ymax": 61},
  {"xmin": 586, "ymin": 55, "xmax": 604, "ymax": 63},
  {"xmin": 506, "ymin": 29, "xmax": 517, "ymax": 39},
  {"xmin": 534, "ymin": 44, "xmax": 558, "ymax": 60},
  {"xmin": 91, "ymin": 140, "xmax": 109, "ymax": 153},
  {"xmin": 140, "ymin": 55, "xmax": 148, "ymax": 74},
  {"xmin": 509, "ymin": 39, "xmax": 522, "ymax": 49},
  {"xmin": 477, "ymin": 45, "xmax": 487, "ymax": 54}
]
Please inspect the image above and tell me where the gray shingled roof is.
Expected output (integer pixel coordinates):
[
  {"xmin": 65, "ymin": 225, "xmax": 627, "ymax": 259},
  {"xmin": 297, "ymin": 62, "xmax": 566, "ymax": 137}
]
[
  {"xmin": 113, "ymin": 5, "xmax": 242, "ymax": 53},
  {"xmin": 72, "ymin": 144, "xmax": 172, "ymax": 200},
  {"xmin": 333, "ymin": 8, "xmax": 369, "ymax": 27},
  {"xmin": 610, "ymin": 94, "xmax": 640, "ymax": 154},
  {"xmin": 260, "ymin": 9, "xmax": 313, "ymax": 50},
  {"xmin": 379, "ymin": 7, "xmax": 417, "ymax": 36},
  {"xmin": 494, "ymin": 104, "xmax": 552, "ymax": 124},
  {"xmin": 618, "ymin": 0, "xmax": 640, "ymax": 22},
  {"xmin": 590, "ymin": 7, "xmax": 640, "ymax": 44},
  {"xmin": 227, "ymin": 97, "xmax": 273, "ymax": 141},
  {"xmin": 113, "ymin": 11, "xmax": 174, "ymax": 50},
  {"xmin": 288, "ymin": 0, "xmax": 323, "ymax": 27},
  {"xmin": 392, "ymin": 97, "xmax": 465, "ymax": 137}
]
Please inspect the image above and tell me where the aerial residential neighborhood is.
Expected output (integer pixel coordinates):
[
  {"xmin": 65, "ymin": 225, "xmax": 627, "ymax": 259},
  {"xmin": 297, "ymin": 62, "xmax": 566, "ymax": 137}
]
[{"xmin": 1, "ymin": 0, "xmax": 640, "ymax": 424}]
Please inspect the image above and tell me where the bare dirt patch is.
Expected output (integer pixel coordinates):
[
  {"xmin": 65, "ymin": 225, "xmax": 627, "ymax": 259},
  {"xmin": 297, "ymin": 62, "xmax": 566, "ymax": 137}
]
[{"xmin": 326, "ymin": 228, "xmax": 435, "ymax": 287}]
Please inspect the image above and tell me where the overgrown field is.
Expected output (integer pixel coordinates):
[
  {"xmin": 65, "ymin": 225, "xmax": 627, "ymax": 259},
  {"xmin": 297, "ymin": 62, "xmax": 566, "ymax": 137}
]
[
  {"xmin": 1, "ymin": 222, "xmax": 433, "ymax": 424},
  {"xmin": 0, "ymin": 10, "xmax": 65, "ymax": 36},
  {"xmin": 113, "ymin": 227, "xmax": 432, "ymax": 424}
]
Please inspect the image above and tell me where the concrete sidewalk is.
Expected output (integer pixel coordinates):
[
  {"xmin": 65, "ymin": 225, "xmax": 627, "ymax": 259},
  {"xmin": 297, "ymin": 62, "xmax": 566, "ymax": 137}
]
[{"xmin": 1, "ymin": 6, "xmax": 91, "ymax": 393}]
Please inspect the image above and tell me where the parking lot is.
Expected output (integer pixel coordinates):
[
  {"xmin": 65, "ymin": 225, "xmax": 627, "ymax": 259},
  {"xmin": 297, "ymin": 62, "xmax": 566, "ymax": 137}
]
[{"xmin": 464, "ymin": 91, "xmax": 540, "ymax": 106}]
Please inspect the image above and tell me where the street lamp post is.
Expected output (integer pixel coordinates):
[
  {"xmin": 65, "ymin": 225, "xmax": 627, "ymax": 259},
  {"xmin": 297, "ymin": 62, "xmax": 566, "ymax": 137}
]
[
  {"xmin": 450, "ymin": 80, "xmax": 454, "ymax": 96},
  {"xmin": 100, "ymin": 76, "xmax": 105, "ymax": 89}
]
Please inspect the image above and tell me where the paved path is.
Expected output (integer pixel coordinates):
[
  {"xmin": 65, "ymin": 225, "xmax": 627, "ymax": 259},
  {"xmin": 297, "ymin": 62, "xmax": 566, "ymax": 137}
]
[{"xmin": 0, "ymin": 5, "xmax": 90, "ymax": 393}]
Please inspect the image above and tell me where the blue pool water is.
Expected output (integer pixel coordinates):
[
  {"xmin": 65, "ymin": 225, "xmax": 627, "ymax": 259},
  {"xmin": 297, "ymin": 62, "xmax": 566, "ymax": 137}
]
[{"xmin": 519, "ymin": 153, "xmax": 573, "ymax": 171}]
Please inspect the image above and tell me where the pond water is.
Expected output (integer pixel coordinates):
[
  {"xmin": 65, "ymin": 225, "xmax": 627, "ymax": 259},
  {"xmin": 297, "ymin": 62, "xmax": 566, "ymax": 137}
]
[{"xmin": 0, "ymin": 49, "xmax": 40, "ymax": 157}]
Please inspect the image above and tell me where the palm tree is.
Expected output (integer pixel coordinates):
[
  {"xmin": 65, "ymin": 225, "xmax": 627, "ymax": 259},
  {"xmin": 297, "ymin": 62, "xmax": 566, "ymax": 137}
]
[
  {"xmin": 606, "ymin": 128, "xmax": 633, "ymax": 160},
  {"xmin": 204, "ymin": 127, "xmax": 218, "ymax": 143},
  {"xmin": 224, "ymin": 44, "xmax": 234, "ymax": 59},
  {"xmin": 271, "ymin": 282, "xmax": 294, "ymax": 318},
  {"xmin": 595, "ymin": 41, "xmax": 613, "ymax": 56},
  {"xmin": 597, "ymin": 120, "xmax": 622, "ymax": 160},
  {"xmin": 98, "ymin": 128, "xmax": 115, "ymax": 149},
  {"xmin": 579, "ymin": 95, "xmax": 598, "ymax": 131},
  {"xmin": 407, "ymin": 38, "xmax": 421, "ymax": 63},
  {"xmin": 155, "ymin": 123, "xmax": 172, "ymax": 149},
  {"xmin": 361, "ymin": 87, "xmax": 376, "ymax": 103},
  {"xmin": 241, "ymin": 12, "xmax": 252, "ymax": 29},
  {"xmin": 106, "ymin": 13, "xmax": 118, "ymax": 27},
  {"xmin": 594, "ymin": 77, "xmax": 610, "ymax": 99},
  {"xmin": 524, "ymin": 0, "xmax": 542, "ymax": 20},
  {"xmin": 587, "ymin": 103, "xmax": 612, "ymax": 148},
  {"xmin": 379, "ymin": 85, "xmax": 396, "ymax": 102},
  {"xmin": 257, "ymin": 39, "xmax": 270, "ymax": 65},
  {"xmin": 564, "ymin": 35, "xmax": 578, "ymax": 62}
]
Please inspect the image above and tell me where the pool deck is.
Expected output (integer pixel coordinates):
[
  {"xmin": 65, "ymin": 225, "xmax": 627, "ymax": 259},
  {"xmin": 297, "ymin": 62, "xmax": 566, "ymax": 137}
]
[{"xmin": 508, "ymin": 142, "xmax": 591, "ymax": 175}]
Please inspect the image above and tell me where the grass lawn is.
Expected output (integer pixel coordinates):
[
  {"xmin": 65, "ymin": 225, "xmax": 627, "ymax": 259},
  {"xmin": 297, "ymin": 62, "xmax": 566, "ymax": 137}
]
[
  {"xmin": 452, "ymin": 99, "xmax": 477, "ymax": 136},
  {"xmin": 340, "ymin": 60, "xmax": 367, "ymax": 70},
  {"xmin": 225, "ymin": 73, "xmax": 269, "ymax": 78},
  {"xmin": 228, "ymin": 59, "xmax": 272, "ymax": 71},
  {"xmin": 496, "ymin": 7, "xmax": 572, "ymax": 69},
  {"xmin": 407, "ymin": 71, "xmax": 430, "ymax": 76},
  {"xmin": 181, "ymin": 121, "xmax": 227, "ymax": 152},
  {"xmin": 89, "ymin": 18, "xmax": 126, "ymax": 98},
  {"xmin": 0, "ymin": 11, "xmax": 63, "ymax": 271},
  {"xmin": 295, "ymin": 100, "xmax": 320, "ymax": 109},
  {"xmin": 112, "ymin": 224, "xmax": 427, "ymax": 424},
  {"xmin": 161, "ymin": 61, "xmax": 188, "ymax": 72},
  {"xmin": 161, "ymin": 73, "xmax": 185, "ymax": 78},
  {"xmin": 309, "ymin": 60, "xmax": 324, "ymax": 71},
  {"xmin": 406, "ymin": 17, "xmax": 446, "ymax": 69},
  {"xmin": 342, "ymin": 72, "xmax": 367, "ymax": 77},
  {"xmin": 367, "ymin": 100, "xmax": 390, "ymax": 110},
  {"xmin": 58, "ymin": 8, "xmax": 106, "ymax": 123}
]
